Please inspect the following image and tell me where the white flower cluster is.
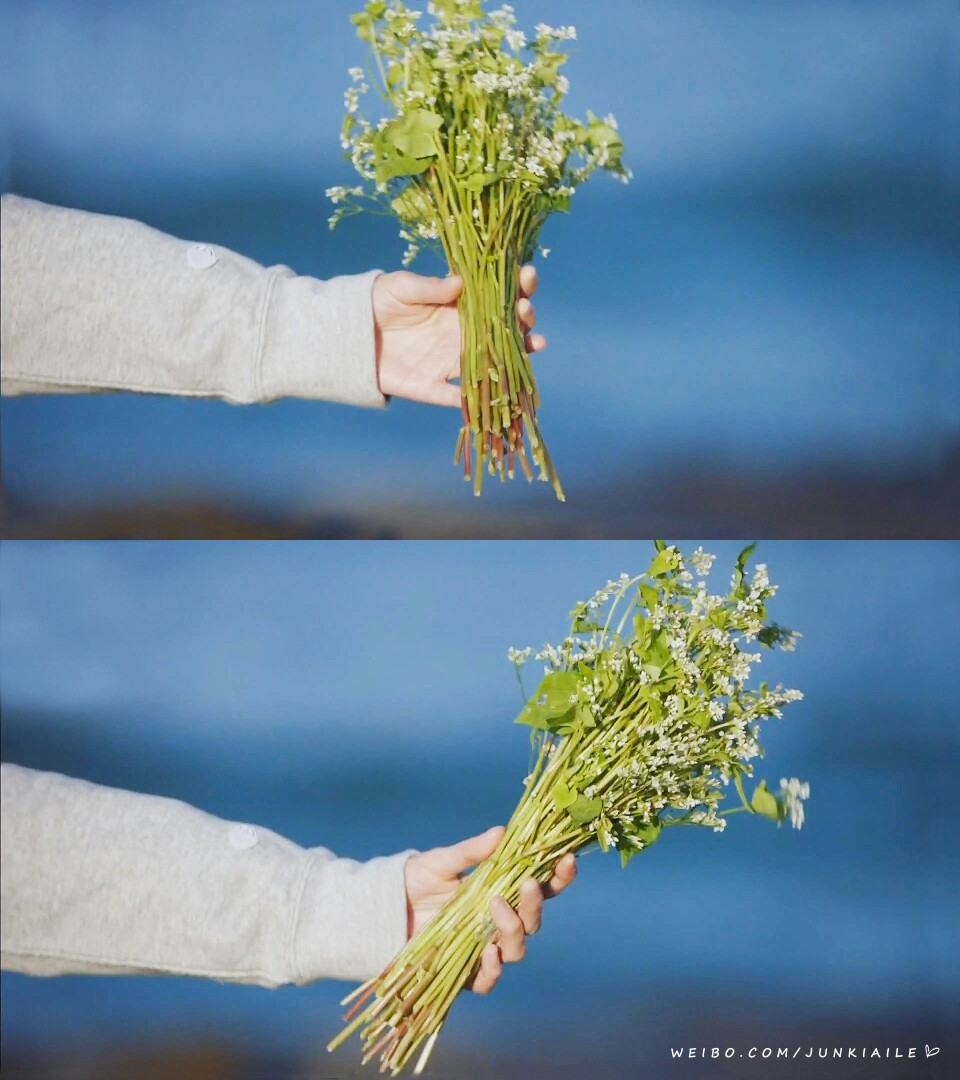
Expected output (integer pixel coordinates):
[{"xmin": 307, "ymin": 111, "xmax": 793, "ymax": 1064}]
[
  {"xmin": 779, "ymin": 777, "xmax": 810, "ymax": 829},
  {"xmin": 330, "ymin": 0, "xmax": 630, "ymax": 245},
  {"xmin": 510, "ymin": 546, "xmax": 806, "ymax": 857},
  {"xmin": 690, "ymin": 546, "xmax": 716, "ymax": 576},
  {"xmin": 325, "ymin": 184, "xmax": 364, "ymax": 204},
  {"xmin": 507, "ymin": 646, "xmax": 534, "ymax": 664},
  {"xmin": 535, "ymin": 23, "xmax": 577, "ymax": 41}
]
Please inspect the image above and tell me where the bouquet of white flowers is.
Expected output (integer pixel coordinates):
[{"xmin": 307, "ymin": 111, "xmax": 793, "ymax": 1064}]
[
  {"xmin": 328, "ymin": 543, "xmax": 809, "ymax": 1074},
  {"xmin": 329, "ymin": 1, "xmax": 630, "ymax": 500}
]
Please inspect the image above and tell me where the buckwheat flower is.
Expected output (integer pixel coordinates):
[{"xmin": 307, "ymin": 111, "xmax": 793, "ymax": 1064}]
[
  {"xmin": 540, "ymin": 247, "xmax": 550, "ymax": 258},
  {"xmin": 779, "ymin": 778, "xmax": 810, "ymax": 829},
  {"xmin": 556, "ymin": 74, "xmax": 570, "ymax": 95},
  {"xmin": 690, "ymin": 547, "xmax": 716, "ymax": 577},
  {"xmin": 473, "ymin": 71, "xmax": 500, "ymax": 92}
]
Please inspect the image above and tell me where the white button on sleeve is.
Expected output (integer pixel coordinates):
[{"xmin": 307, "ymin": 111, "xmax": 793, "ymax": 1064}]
[
  {"xmin": 227, "ymin": 824, "xmax": 259, "ymax": 850},
  {"xmin": 186, "ymin": 243, "xmax": 218, "ymax": 269}
]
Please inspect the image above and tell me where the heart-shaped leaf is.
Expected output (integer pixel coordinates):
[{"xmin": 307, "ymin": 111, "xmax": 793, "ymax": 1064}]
[
  {"xmin": 567, "ymin": 794, "xmax": 603, "ymax": 826},
  {"xmin": 375, "ymin": 153, "xmax": 433, "ymax": 184},
  {"xmin": 382, "ymin": 109, "xmax": 443, "ymax": 159},
  {"xmin": 551, "ymin": 781, "xmax": 577, "ymax": 810},
  {"xmin": 515, "ymin": 670, "xmax": 581, "ymax": 730},
  {"xmin": 463, "ymin": 170, "xmax": 505, "ymax": 193},
  {"xmin": 751, "ymin": 780, "xmax": 780, "ymax": 821}
]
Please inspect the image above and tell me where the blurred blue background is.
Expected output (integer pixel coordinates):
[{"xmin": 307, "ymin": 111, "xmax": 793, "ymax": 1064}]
[
  {"xmin": 1, "ymin": 1, "xmax": 958, "ymax": 538},
  {"xmin": 1, "ymin": 540, "xmax": 958, "ymax": 1078}
]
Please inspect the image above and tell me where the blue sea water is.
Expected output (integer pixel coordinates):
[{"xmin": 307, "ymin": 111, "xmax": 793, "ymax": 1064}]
[{"xmin": 1, "ymin": 541, "xmax": 958, "ymax": 1066}]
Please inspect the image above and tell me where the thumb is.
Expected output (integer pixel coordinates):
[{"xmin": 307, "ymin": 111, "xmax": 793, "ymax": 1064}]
[
  {"xmin": 391, "ymin": 271, "xmax": 463, "ymax": 306},
  {"xmin": 434, "ymin": 825, "xmax": 505, "ymax": 878}
]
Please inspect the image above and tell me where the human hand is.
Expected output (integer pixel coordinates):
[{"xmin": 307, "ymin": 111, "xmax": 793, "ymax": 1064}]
[
  {"xmin": 403, "ymin": 825, "xmax": 577, "ymax": 994},
  {"xmin": 372, "ymin": 266, "xmax": 546, "ymax": 407}
]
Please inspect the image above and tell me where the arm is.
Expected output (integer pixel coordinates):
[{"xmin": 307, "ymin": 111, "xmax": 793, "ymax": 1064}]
[
  {"xmin": 0, "ymin": 763, "xmax": 413, "ymax": 986},
  {"xmin": 0, "ymin": 195, "xmax": 385, "ymax": 407},
  {"xmin": 0, "ymin": 194, "xmax": 545, "ymax": 409}
]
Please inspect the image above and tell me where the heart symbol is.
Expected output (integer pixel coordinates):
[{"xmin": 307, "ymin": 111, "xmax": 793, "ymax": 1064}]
[{"xmin": 925, "ymin": 1045, "xmax": 940, "ymax": 1058}]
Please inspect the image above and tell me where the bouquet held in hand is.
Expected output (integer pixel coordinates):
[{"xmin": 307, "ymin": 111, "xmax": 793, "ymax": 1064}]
[
  {"xmin": 330, "ymin": 1, "xmax": 630, "ymax": 499},
  {"xmin": 329, "ymin": 543, "xmax": 810, "ymax": 1074}
]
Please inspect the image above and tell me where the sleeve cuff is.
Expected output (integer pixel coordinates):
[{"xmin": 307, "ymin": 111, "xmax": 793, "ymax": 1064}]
[
  {"xmin": 292, "ymin": 847, "xmax": 416, "ymax": 984},
  {"xmin": 257, "ymin": 268, "xmax": 387, "ymax": 408}
]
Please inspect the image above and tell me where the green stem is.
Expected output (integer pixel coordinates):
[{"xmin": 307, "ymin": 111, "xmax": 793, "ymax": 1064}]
[{"xmin": 425, "ymin": 153, "xmax": 564, "ymax": 499}]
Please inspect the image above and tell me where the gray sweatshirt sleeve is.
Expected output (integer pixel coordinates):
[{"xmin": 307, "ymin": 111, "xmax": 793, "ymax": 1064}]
[
  {"xmin": 0, "ymin": 194, "xmax": 387, "ymax": 407},
  {"xmin": 0, "ymin": 764, "xmax": 415, "ymax": 987}
]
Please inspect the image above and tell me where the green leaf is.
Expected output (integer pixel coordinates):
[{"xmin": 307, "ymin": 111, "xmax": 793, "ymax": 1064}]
[
  {"xmin": 551, "ymin": 781, "xmax": 576, "ymax": 810},
  {"xmin": 381, "ymin": 109, "xmax": 442, "ymax": 159},
  {"xmin": 648, "ymin": 547, "xmax": 677, "ymax": 578},
  {"xmin": 574, "ymin": 702, "xmax": 597, "ymax": 729},
  {"xmin": 374, "ymin": 153, "xmax": 433, "ymax": 184},
  {"xmin": 689, "ymin": 709, "xmax": 711, "ymax": 730},
  {"xmin": 567, "ymin": 794, "xmax": 603, "ymax": 826},
  {"xmin": 533, "ymin": 191, "xmax": 571, "ymax": 215},
  {"xmin": 350, "ymin": 12, "xmax": 375, "ymax": 42},
  {"xmin": 463, "ymin": 171, "xmax": 501, "ymax": 192},
  {"xmin": 366, "ymin": 1, "xmax": 387, "ymax": 18},
  {"xmin": 510, "ymin": 171, "xmax": 543, "ymax": 188},
  {"xmin": 515, "ymin": 670, "xmax": 581, "ymax": 730},
  {"xmin": 751, "ymin": 780, "xmax": 779, "ymax": 821},
  {"xmin": 585, "ymin": 110, "xmax": 624, "ymax": 163},
  {"xmin": 647, "ymin": 628, "xmax": 671, "ymax": 668},
  {"xmin": 733, "ymin": 542, "xmax": 757, "ymax": 597},
  {"xmin": 386, "ymin": 62, "xmax": 404, "ymax": 88},
  {"xmin": 537, "ymin": 670, "xmax": 580, "ymax": 711},
  {"xmin": 639, "ymin": 583, "xmax": 659, "ymax": 612},
  {"xmin": 516, "ymin": 702, "xmax": 573, "ymax": 731},
  {"xmin": 587, "ymin": 123, "xmax": 622, "ymax": 151},
  {"xmin": 634, "ymin": 820, "xmax": 662, "ymax": 844}
]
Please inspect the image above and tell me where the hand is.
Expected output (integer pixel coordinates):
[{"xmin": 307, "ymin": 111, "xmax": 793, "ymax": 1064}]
[
  {"xmin": 372, "ymin": 266, "xmax": 547, "ymax": 408},
  {"xmin": 403, "ymin": 825, "xmax": 577, "ymax": 995}
]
